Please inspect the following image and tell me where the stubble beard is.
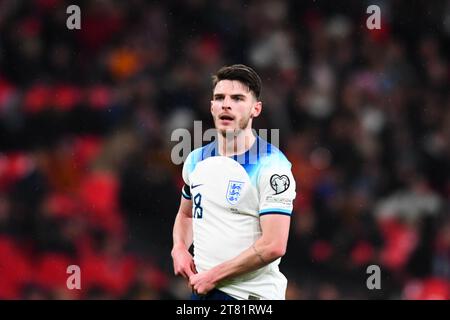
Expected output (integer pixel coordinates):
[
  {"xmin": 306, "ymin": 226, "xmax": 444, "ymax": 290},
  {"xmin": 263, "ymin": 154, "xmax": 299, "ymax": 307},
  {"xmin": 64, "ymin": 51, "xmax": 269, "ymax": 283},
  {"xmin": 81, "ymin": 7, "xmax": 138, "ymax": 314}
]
[{"xmin": 218, "ymin": 114, "xmax": 252, "ymax": 139}]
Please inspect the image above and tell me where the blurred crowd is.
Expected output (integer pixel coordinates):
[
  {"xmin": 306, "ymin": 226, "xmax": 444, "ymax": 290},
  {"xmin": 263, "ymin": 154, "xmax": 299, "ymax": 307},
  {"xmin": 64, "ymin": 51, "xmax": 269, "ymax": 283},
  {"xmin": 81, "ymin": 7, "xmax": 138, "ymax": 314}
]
[{"xmin": 0, "ymin": 0, "xmax": 449, "ymax": 299}]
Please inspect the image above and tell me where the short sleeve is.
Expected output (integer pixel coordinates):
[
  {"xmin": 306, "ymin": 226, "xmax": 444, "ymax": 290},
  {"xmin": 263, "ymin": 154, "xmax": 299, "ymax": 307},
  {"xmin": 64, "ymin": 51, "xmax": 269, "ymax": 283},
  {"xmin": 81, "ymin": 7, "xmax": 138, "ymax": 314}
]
[
  {"xmin": 182, "ymin": 151, "xmax": 193, "ymax": 186},
  {"xmin": 258, "ymin": 156, "xmax": 296, "ymax": 216}
]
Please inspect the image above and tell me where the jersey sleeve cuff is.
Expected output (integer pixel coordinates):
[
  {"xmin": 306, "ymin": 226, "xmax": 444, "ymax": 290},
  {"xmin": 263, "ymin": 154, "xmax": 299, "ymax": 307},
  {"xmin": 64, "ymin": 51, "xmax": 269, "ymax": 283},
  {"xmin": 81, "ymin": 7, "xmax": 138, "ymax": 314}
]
[
  {"xmin": 259, "ymin": 208, "xmax": 292, "ymax": 216},
  {"xmin": 181, "ymin": 184, "xmax": 192, "ymax": 200}
]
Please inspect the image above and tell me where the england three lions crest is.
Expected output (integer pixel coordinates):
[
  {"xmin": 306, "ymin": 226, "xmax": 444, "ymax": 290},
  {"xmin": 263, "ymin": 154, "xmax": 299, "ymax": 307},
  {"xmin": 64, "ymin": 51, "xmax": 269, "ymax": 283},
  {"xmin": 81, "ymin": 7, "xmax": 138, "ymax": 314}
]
[{"xmin": 226, "ymin": 180, "xmax": 245, "ymax": 205}]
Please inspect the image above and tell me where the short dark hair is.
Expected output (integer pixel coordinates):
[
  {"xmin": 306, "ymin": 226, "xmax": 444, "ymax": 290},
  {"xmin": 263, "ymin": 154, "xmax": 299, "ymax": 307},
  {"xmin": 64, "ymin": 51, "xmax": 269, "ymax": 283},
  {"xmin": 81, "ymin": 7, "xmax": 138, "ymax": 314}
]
[{"xmin": 212, "ymin": 64, "xmax": 262, "ymax": 99}]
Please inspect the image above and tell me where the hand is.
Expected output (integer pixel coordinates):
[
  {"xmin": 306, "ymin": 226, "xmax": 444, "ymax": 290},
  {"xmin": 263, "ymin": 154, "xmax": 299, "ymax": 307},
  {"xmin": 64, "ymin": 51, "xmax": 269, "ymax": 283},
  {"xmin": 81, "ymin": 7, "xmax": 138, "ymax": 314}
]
[
  {"xmin": 189, "ymin": 270, "xmax": 216, "ymax": 295},
  {"xmin": 171, "ymin": 245, "xmax": 197, "ymax": 279}
]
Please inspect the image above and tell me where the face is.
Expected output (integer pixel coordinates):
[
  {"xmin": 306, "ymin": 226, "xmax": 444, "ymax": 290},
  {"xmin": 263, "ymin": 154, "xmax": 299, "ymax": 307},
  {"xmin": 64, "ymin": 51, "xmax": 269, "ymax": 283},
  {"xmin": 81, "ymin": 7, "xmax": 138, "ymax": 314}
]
[{"xmin": 211, "ymin": 80, "xmax": 262, "ymax": 136}]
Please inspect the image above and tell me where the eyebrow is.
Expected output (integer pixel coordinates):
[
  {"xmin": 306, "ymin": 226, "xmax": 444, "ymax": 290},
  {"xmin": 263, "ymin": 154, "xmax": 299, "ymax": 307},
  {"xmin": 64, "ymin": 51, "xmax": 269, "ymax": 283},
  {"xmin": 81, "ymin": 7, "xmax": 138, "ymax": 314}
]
[{"xmin": 213, "ymin": 93, "xmax": 247, "ymax": 99}]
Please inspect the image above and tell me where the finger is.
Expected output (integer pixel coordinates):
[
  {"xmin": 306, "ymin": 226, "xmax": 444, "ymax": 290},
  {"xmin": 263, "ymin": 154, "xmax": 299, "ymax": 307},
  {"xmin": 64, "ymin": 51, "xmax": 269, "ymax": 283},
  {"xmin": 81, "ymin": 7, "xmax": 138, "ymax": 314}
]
[
  {"xmin": 173, "ymin": 263, "xmax": 178, "ymax": 275},
  {"xmin": 190, "ymin": 260, "xmax": 197, "ymax": 274},
  {"xmin": 186, "ymin": 268, "xmax": 195, "ymax": 278},
  {"xmin": 177, "ymin": 268, "xmax": 188, "ymax": 279},
  {"xmin": 189, "ymin": 275, "xmax": 195, "ymax": 286},
  {"xmin": 196, "ymin": 287, "xmax": 206, "ymax": 296}
]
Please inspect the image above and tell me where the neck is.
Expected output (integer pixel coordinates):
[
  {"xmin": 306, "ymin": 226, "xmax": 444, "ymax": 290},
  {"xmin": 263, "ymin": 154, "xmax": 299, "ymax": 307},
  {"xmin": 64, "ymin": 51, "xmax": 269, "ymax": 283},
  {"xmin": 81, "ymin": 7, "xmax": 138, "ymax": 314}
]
[{"xmin": 218, "ymin": 128, "xmax": 256, "ymax": 157}]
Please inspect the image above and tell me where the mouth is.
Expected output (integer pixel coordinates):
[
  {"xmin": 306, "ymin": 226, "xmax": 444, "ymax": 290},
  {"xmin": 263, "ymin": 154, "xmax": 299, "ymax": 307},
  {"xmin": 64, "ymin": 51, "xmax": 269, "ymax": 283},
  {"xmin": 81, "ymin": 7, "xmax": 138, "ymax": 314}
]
[{"xmin": 218, "ymin": 114, "xmax": 235, "ymax": 122}]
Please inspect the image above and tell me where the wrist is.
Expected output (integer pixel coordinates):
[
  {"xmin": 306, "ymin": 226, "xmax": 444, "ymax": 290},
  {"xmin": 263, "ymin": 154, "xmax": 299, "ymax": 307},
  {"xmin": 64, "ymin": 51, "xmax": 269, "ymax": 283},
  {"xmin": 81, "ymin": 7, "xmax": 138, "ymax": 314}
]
[
  {"xmin": 171, "ymin": 242, "xmax": 187, "ymax": 255},
  {"xmin": 209, "ymin": 265, "xmax": 224, "ymax": 285}
]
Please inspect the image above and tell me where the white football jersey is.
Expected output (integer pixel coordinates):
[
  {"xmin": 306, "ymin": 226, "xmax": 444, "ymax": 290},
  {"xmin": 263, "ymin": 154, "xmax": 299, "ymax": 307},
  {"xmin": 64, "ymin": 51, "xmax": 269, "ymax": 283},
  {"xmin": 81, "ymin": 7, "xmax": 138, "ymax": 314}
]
[{"xmin": 181, "ymin": 136, "xmax": 296, "ymax": 300}]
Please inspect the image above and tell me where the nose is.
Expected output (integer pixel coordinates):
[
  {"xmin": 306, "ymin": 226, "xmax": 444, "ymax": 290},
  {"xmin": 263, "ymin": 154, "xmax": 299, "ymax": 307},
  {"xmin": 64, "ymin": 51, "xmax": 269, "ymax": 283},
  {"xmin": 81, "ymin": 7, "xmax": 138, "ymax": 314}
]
[{"xmin": 221, "ymin": 96, "xmax": 232, "ymax": 110}]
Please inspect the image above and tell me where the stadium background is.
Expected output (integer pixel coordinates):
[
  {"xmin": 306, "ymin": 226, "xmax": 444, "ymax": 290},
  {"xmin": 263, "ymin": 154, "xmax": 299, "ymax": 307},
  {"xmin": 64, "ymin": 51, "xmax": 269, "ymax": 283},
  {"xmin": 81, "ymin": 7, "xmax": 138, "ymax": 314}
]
[{"xmin": 0, "ymin": 0, "xmax": 449, "ymax": 299}]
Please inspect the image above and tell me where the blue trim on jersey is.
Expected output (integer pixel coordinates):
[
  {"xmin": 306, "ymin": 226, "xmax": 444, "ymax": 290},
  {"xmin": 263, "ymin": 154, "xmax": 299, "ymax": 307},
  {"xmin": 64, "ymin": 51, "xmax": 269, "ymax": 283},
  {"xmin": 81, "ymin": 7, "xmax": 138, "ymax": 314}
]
[
  {"xmin": 242, "ymin": 137, "xmax": 291, "ymax": 187},
  {"xmin": 185, "ymin": 136, "xmax": 291, "ymax": 187},
  {"xmin": 231, "ymin": 136, "xmax": 277, "ymax": 186},
  {"xmin": 259, "ymin": 208, "xmax": 292, "ymax": 216},
  {"xmin": 181, "ymin": 190, "xmax": 192, "ymax": 200},
  {"xmin": 201, "ymin": 140, "xmax": 217, "ymax": 159},
  {"xmin": 233, "ymin": 136, "xmax": 265, "ymax": 183},
  {"xmin": 186, "ymin": 140, "xmax": 217, "ymax": 176},
  {"xmin": 182, "ymin": 185, "xmax": 192, "ymax": 200}
]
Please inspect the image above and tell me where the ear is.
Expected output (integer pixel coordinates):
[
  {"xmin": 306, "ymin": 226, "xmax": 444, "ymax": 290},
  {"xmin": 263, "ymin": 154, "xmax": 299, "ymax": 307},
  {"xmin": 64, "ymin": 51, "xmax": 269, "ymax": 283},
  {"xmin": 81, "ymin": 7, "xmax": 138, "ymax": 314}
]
[
  {"xmin": 252, "ymin": 101, "xmax": 262, "ymax": 118},
  {"xmin": 210, "ymin": 100, "xmax": 214, "ymax": 115}
]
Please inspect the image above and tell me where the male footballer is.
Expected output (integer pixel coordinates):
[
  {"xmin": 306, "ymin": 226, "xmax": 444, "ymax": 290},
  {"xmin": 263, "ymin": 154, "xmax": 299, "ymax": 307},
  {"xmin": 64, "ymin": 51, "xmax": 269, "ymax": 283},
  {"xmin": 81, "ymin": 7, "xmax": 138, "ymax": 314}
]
[{"xmin": 171, "ymin": 64, "xmax": 296, "ymax": 300}]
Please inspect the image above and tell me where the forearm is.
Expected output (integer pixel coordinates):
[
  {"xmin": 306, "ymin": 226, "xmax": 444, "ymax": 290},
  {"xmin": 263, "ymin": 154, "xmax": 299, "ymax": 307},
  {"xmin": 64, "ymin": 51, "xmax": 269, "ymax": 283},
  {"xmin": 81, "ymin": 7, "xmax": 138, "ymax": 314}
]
[
  {"xmin": 172, "ymin": 212, "xmax": 193, "ymax": 251},
  {"xmin": 209, "ymin": 237, "xmax": 284, "ymax": 285}
]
